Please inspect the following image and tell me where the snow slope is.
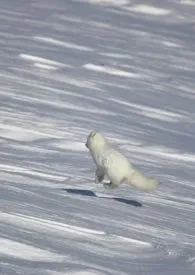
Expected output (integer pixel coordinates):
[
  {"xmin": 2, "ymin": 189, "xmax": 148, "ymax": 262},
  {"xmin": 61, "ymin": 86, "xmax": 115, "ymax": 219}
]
[{"xmin": 0, "ymin": 0, "xmax": 195, "ymax": 274}]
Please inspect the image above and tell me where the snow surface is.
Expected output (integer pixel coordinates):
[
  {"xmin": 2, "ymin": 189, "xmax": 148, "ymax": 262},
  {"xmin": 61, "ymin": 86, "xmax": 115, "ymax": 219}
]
[{"xmin": 0, "ymin": 0, "xmax": 195, "ymax": 274}]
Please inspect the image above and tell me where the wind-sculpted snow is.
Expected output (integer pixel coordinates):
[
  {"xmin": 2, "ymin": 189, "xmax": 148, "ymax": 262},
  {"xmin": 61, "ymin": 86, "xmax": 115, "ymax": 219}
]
[{"xmin": 0, "ymin": 0, "xmax": 195, "ymax": 274}]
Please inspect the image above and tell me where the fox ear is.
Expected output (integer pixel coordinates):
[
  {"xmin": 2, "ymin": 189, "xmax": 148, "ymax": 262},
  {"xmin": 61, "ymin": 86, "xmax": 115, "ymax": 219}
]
[{"xmin": 89, "ymin": 131, "xmax": 96, "ymax": 138}]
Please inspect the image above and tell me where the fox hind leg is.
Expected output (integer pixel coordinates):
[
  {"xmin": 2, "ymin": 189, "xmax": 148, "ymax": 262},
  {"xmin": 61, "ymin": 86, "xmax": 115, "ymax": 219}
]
[{"xmin": 104, "ymin": 169, "xmax": 122, "ymax": 188}]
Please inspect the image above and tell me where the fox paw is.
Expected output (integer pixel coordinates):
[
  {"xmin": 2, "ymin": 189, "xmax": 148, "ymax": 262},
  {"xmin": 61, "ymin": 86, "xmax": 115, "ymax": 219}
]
[{"xmin": 103, "ymin": 182, "xmax": 118, "ymax": 189}]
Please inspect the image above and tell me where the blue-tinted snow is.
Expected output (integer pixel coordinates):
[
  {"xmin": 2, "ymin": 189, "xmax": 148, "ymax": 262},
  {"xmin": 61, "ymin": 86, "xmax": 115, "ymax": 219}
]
[{"xmin": 0, "ymin": 1, "xmax": 195, "ymax": 274}]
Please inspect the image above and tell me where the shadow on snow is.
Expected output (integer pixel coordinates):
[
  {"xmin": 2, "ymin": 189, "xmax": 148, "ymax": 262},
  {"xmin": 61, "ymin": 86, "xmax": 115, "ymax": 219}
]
[{"xmin": 61, "ymin": 188, "xmax": 142, "ymax": 207}]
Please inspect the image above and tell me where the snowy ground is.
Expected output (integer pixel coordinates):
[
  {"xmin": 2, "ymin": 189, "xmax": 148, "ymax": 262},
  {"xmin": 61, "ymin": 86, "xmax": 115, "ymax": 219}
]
[{"xmin": 0, "ymin": 0, "xmax": 195, "ymax": 274}]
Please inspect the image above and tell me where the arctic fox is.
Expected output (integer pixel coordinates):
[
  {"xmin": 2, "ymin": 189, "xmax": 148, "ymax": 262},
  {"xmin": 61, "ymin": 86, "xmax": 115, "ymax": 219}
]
[{"xmin": 85, "ymin": 131, "xmax": 159, "ymax": 191}]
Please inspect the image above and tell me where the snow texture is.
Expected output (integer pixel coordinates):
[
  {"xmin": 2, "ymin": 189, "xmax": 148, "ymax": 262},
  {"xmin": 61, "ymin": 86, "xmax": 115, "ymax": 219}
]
[{"xmin": 0, "ymin": 0, "xmax": 195, "ymax": 274}]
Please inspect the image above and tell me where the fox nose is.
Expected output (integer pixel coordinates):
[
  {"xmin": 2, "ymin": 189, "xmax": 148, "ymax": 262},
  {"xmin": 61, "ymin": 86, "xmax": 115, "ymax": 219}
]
[{"xmin": 85, "ymin": 143, "xmax": 88, "ymax": 148}]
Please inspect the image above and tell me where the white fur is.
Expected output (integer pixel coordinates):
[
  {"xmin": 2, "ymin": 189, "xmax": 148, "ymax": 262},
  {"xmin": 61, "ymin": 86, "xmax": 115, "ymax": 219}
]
[{"xmin": 86, "ymin": 131, "xmax": 159, "ymax": 191}]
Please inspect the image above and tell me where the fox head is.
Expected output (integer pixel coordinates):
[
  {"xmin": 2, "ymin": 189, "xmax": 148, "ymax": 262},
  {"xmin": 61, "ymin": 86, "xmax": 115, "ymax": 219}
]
[{"xmin": 85, "ymin": 131, "xmax": 107, "ymax": 150}]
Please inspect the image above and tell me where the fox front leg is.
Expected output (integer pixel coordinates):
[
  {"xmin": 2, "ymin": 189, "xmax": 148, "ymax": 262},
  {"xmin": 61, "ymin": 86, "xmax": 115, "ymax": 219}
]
[{"xmin": 95, "ymin": 168, "xmax": 105, "ymax": 184}]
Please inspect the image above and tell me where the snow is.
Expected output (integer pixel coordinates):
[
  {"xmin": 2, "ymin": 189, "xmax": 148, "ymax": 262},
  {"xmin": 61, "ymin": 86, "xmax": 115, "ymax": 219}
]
[
  {"xmin": 19, "ymin": 54, "xmax": 69, "ymax": 68},
  {"xmin": 76, "ymin": 0, "xmax": 130, "ymax": 6},
  {"xmin": 0, "ymin": 0, "xmax": 195, "ymax": 274},
  {"xmin": 180, "ymin": 0, "xmax": 195, "ymax": 6},
  {"xmin": 126, "ymin": 5, "xmax": 172, "ymax": 16},
  {"xmin": 34, "ymin": 36, "xmax": 95, "ymax": 52},
  {"xmin": 83, "ymin": 63, "xmax": 141, "ymax": 78},
  {"xmin": 0, "ymin": 238, "xmax": 66, "ymax": 262}
]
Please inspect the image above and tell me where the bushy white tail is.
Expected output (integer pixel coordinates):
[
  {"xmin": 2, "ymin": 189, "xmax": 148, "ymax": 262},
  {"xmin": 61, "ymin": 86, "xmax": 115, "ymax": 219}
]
[{"xmin": 126, "ymin": 168, "xmax": 159, "ymax": 191}]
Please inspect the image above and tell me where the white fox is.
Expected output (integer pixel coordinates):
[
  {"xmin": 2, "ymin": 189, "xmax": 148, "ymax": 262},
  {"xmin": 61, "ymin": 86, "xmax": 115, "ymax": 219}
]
[{"xmin": 85, "ymin": 131, "xmax": 159, "ymax": 191}]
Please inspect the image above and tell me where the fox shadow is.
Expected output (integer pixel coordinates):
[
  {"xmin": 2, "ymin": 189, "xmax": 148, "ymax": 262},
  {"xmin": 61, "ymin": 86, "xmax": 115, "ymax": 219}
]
[{"xmin": 61, "ymin": 188, "xmax": 142, "ymax": 207}]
